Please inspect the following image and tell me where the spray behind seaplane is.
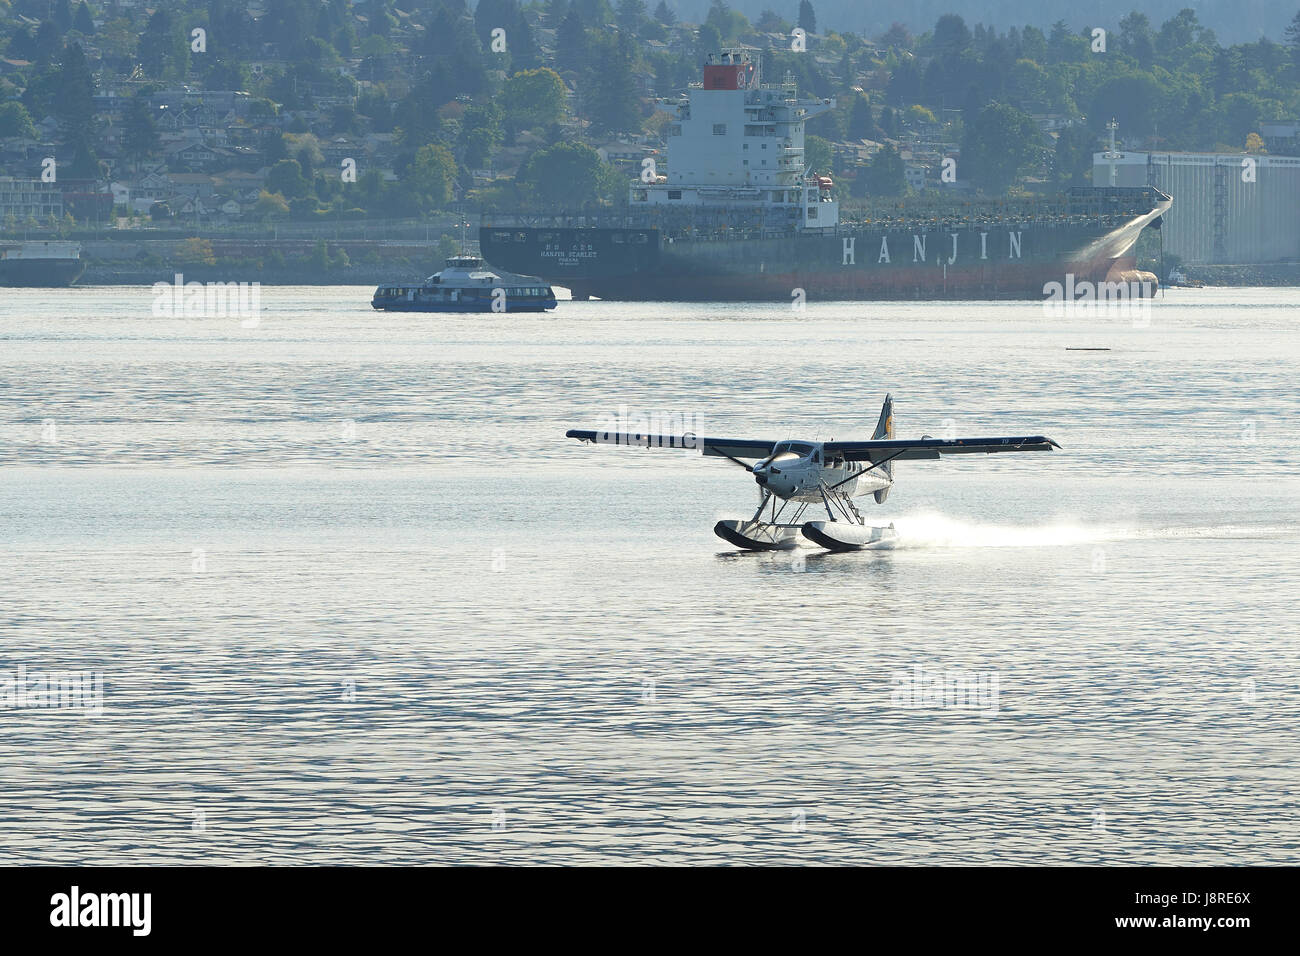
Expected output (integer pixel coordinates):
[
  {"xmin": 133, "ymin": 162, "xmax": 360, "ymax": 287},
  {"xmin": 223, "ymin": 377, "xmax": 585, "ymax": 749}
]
[{"xmin": 565, "ymin": 395, "xmax": 1061, "ymax": 551}]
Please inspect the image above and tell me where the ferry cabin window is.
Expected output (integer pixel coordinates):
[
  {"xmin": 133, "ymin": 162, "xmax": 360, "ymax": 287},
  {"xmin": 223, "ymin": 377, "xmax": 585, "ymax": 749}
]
[
  {"xmin": 668, "ymin": 190, "xmax": 681, "ymax": 200},
  {"xmin": 713, "ymin": 124, "xmax": 726, "ymax": 135}
]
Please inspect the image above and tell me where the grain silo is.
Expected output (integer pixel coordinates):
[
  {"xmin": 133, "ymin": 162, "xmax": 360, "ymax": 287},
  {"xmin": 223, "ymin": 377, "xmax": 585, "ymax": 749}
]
[{"xmin": 1093, "ymin": 150, "xmax": 1300, "ymax": 264}]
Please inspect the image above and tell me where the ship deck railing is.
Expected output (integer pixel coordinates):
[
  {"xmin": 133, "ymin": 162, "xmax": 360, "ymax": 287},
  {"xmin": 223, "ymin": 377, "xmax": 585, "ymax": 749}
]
[{"xmin": 482, "ymin": 187, "xmax": 1166, "ymax": 236}]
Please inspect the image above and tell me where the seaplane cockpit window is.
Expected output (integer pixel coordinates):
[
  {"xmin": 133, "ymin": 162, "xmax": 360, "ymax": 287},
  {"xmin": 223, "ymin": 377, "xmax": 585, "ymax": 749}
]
[{"xmin": 768, "ymin": 441, "xmax": 814, "ymax": 464}]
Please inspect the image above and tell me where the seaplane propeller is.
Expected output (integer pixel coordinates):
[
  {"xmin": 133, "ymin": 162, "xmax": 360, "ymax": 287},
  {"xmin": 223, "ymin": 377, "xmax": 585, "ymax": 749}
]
[{"xmin": 565, "ymin": 395, "xmax": 1060, "ymax": 552}]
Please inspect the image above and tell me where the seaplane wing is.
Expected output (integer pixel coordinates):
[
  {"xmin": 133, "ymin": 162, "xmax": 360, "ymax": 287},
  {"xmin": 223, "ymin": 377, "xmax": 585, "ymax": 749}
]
[
  {"xmin": 564, "ymin": 430, "xmax": 776, "ymax": 460},
  {"xmin": 823, "ymin": 436, "xmax": 1060, "ymax": 462}
]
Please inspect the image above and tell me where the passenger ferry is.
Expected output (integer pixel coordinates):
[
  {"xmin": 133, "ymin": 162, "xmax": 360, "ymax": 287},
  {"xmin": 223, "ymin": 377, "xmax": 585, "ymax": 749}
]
[{"xmin": 371, "ymin": 255, "xmax": 557, "ymax": 312}]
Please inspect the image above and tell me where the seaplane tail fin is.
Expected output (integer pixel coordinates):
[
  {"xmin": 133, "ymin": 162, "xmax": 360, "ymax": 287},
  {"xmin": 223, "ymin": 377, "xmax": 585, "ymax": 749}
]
[{"xmin": 872, "ymin": 395, "xmax": 894, "ymax": 502}]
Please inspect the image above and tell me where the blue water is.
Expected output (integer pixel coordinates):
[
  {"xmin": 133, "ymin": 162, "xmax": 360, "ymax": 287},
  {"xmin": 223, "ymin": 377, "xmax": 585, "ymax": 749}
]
[{"xmin": 0, "ymin": 286, "xmax": 1296, "ymax": 864}]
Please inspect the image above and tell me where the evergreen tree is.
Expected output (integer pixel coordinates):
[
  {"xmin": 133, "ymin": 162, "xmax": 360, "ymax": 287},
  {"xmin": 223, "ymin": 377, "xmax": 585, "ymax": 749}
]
[
  {"xmin": 653, "ymin": 1, "xmax": 675, "ymax": 27},
  {"xmin": 616, "ymin": 0, "xmax": 645, "ymax": 35},
  {"xmin": 53, "ymin": 0, "xmax": 73, "ymax": 33},
  {"xmin": 35, "ymin": 20, "xmax": 62, "ymax": 64},
  {"xmin": 137, "ymin": 10, "xmax": 174, "ymax": 78},
  {"xmin": 587, "ymin": 28, "xmax": 639, "ymax": 132},
  {"xmin": 545, "ymin": 0, "xmax": 569, "ymax": 29},
  {"xmin": 1286, "ymin": 10, "xmax": 1300, "ymax": 67},
  {"xmin": 72, "ymin": 1, "xmax": 94, "ymax": 35},
  {"xmin": 556, "ymin": 9, "xmax": 587, "ymax": 70},
  {"xmin": 54, "ymin": 42, "xmax": 96, "ymax": 139},
  {"xmin": 797, "ymin": 0, "xmax": 814, "ymax": 34},
  {"xmin": 846, "ymin": 93, "xmax": 878, "ymax": 141},
  {"xmin": 861, "ymin": 142, "xmax": 904, "ymax": 196},
  {"xmin": 123, "ymin": 97, "xmax": 160, "ymax": 162}
]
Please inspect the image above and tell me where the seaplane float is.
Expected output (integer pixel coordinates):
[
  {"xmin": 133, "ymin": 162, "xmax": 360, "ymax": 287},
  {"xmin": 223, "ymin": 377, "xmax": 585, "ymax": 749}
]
[{"xmin": 565, "ymin": 395, "xmax": 1060, "ymax": 551}]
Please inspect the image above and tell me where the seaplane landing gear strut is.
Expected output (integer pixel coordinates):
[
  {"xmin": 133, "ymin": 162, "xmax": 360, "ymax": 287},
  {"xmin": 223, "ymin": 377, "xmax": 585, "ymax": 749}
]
[{"xmin": 712, "ymin": 490, "xmax": 808, "ymax": 551}]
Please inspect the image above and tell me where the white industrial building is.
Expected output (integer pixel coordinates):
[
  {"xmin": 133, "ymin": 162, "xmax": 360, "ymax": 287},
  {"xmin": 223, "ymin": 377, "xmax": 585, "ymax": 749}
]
[{"xmin": 1093, "ymin": 149, "xmax": 1300, "ymax": 264}]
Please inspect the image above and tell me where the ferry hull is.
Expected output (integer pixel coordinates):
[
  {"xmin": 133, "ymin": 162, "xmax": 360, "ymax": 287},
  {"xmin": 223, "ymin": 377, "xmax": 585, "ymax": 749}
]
[{"xmin": 371, "ymin": 298, "xmax": 557, "ymax": 312}]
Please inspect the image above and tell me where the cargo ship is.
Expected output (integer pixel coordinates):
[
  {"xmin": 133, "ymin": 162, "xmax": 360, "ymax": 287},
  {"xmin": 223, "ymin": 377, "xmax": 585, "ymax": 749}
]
[
  {"xmin": 0, "ymin": 240, "xmax": 85, "ymax": 287},
  {"xmin": 481, "ymin": 50, "xmax": 1170, "ymax": 301}
]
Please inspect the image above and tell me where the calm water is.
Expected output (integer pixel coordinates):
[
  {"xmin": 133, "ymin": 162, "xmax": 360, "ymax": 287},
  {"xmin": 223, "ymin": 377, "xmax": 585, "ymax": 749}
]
[{"xmin": 0, "ymin": 286, "xmax": 1297, "ymax": 865}]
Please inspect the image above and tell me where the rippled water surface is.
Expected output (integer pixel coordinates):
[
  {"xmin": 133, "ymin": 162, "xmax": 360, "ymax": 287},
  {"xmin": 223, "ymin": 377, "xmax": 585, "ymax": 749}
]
[{"xmin": 1, "ymin": 286, "xmax": 1297, "ymax": 864}]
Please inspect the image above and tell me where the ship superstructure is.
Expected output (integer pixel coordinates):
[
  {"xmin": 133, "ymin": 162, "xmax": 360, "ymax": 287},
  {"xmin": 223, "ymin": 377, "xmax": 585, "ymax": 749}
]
[{"xmin": 631, "ymin": 50, "xmax": 838, "ymax": 232}]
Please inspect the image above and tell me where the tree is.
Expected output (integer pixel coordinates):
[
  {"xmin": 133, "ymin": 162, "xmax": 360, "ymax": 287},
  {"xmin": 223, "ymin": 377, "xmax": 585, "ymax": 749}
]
[
  {"xmin": 54, "ymin": 0, "xmax": 74, "ymax": 32},
  {"xmin": 1287, "ymin": 10, "xmax": 1300, "ymax": 67},
  {"xmin": 556, "ymin": 9, "xmax": 587, "ymax": 68},
  {"xmin": 797, "ymin": 0, "xmax": 815, "ymax": 34},
  {"xmin": 803, "ymin": 134, "xmax": 831, "ymax": 175},
  {"xmin": 846, "ymin": 94, "xmax": 878, "ymax": 141},
  {"xmin": 653, "ymin": 1, "xmax": 675, "ymax": 26},
  {"xmin": 503, "ymin": 68, "xmax": 567, "ymax": 127},
  {"xmin": 1051, "ymin": 125, "xmax": 1096, "ymax": 187},
  {"xmin": 122, "ymin": 97, "xmax": 159, "ymax": 162},
  {"xmin": 0, "ymin": 102, "xmax": 37, "ymax": 139},
  {"xmin": 1245, "ymin": 131, "xmax": 1268, "ymax": 153},
  {"xmin": 697, "ymin": 22, "xmax": 723, "ymax": 61},
  {"xmin": 409, "ymin": 143, "xmax": 457, "ymax": 210},
  {"xmin": 267, "ymin": 159, "xmax": 310, "ymax": 199},
  {"xmin": 178, "ymin": 237, "xmax": 217, "ymax": 265},
  {"xmin": 1087, "ymin": 73, "xmax": 1164, "ymax": 139},
  {"xmin": 137, "ymin": 9, "xmax": 176, "ymax": 78},
  {"xmin": 587, "ymin": 29, "xmax": 640, "ymax": 133},
  {"xmin": 931, "ymin": 13, "xmax": 971, "ymax": 57},
  {"xmin": 859, "ymin": 142, "xmax": 905, "ymax": 196},
  {"xmin": 72, "ymin": 1, "xmax": 95, "ymax": 35},
  {"xmin": 1118, "ymin": 12, "xmax": 1156, "ymax": 69},
  {"xmin": 518, "ymin": 140, "xmax": 609, "ymax": 207},
  {"xmin": 34, "ymin": 21, "xmax": 61, "ymax": 65},
  {"xmin": 616, "ymin": 0, "xmax": 645, "ymax": 35},
  {"xmin": 961, "ymin": 101, "xmax": 1042, "ymax": 194},
  {"xmin": 54, "ymin": 42, "xmax": 96, "ymax": 139}
]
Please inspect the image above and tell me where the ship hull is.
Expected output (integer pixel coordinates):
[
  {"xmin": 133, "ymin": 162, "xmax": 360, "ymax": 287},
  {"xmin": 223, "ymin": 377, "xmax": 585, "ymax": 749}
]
[
  {"xmin": 482, "ymin": 191, "xmax": 1170, "ymax": 302},
  {"xmin": 0, "ymin": 257, "xmax": 85, "ymax": 287}
]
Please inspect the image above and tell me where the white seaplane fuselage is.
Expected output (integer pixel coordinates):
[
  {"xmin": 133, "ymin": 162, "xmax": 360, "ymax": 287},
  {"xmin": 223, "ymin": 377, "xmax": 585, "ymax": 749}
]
[{"xmin": 752, "ymin": 440, "xmax": 891, "ymax": 502}]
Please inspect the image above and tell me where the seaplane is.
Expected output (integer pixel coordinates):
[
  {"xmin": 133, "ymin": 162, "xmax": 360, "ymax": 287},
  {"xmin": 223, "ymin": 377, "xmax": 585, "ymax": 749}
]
[{"xmin": 565, "ymin": 395, "xmax": 1060, "ymax": 551}]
